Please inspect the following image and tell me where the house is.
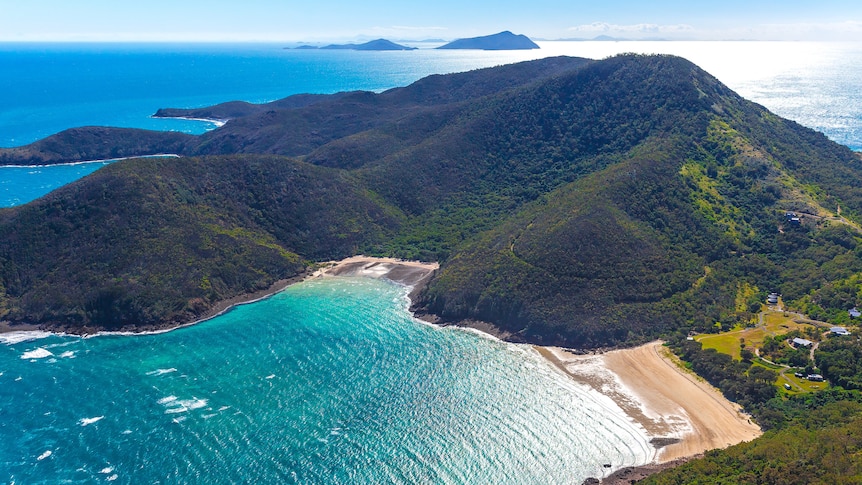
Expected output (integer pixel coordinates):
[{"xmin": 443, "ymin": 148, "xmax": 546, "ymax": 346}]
[
  {"xmin": 792, "ymin": 337, "xmax": 813, "ymax": 348},
  {"xmin": 849, "ymin": 308, "xmax": 861, "ymax": 318},
  {"xmin": 831, "ymin": 326, "xmax": 852, "ymax": 336},
  {"xmin": 767, "ymin": 293, "xmax": 779, "ymax": 305},
  {"xmin": 807, "ymin": 374, "xmax": 824, "ymax": 382}
]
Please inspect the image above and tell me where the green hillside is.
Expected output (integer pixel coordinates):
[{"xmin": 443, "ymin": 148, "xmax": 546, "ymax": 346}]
[{"xmin": 1, "ymin": 54, "xmax": 862, "ymax": 351}]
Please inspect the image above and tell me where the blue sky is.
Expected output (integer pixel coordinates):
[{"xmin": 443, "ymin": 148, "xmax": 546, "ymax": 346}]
[{"xmin": 1, "ymin": 0, "xmax": 861, "ymax": 42}]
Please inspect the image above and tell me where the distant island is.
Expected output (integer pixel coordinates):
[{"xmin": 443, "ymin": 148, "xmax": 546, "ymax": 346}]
[
  {"xmin": 294, "ymin": 39, "xmax": 416, "ymax": 51},
  {"xmin": 437, "ymin": 31, "xmax": 539, "ymax": 50}
]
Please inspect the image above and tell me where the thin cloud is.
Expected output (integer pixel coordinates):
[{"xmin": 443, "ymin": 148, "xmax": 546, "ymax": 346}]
[{"xmin": 568, "ymin": 22, "xmax": 695, "ymax": 35}]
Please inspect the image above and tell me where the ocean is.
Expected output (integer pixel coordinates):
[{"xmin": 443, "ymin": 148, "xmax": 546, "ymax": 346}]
[
  {"xmin": 1, "ymin": 278, "xmax": 652, "ymax": 484},
  {"xmin": 1, "ymin": 41, "xmax": 862, "ymax": 483}
]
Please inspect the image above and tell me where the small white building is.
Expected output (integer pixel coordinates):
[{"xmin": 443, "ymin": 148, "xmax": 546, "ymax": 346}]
[
  {"xmin": 831, "ymin": 326, "xmax": 851, "ymax": 336},
  {"xmin": 792, "ymin": 337, "xmax": 813, "ymax": 348},
  {"xmin": 849, "ymin": 308, "xmax": 861, "ymax": 318}
]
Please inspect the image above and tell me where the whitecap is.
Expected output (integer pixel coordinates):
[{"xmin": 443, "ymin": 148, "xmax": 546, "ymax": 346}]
[
  {"xmin": 157, "ymin": 396, "xmax": 178, "ymax": 405},
  {"xmin": 20, "ymin": 348, "xmax": 53, "ymax": 360},
  {"xmin": 106, "ymin": 474, "xmax": 118, "ymax": 481},
  {"xmin": 179, "ymin": 398, "xmax": 207, "ymax": 411},
  {"xmin": 59, "ymin": 351, "xmax": 76, "ymax": 358},
  {"xmin": 265, "ymin": 374, "xmax": 275, "ymax": 379},
  {"xmin": 164, "ymin": 406, "xmax": 188, "ymax": 414},
  {"xmin": 78, "ymin": 416, "xmax": 104, "ymax": 426},
  {"xmin": 171, "ymin": 416, "xmax": 186, "ymax": 424},
  {"xmin": 121, "ymin": 430, "xmax": 132, "ymax": 435},
  {"xmin": 36, "ymin": 450, "xmax": 52, "ymax": 461},
  {"xmin": 218, "ymin": 406, "xmax": 230, "ymax": 412},
  {"xmin": 146, "ymin": 368, "xmax": 177, "ymax": 376},
  {"xmin": 99, "ymin": 467, "xmax": 114, "ymax": 474},
  {"xmin": 0, "ymin": 331, "xmax": 55, "ymax": 345}
]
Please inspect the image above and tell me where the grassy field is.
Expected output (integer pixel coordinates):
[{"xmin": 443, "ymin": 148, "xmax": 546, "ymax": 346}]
[
  {"xmin": 779, "ymin": 372, "xmax": 828, "ymax": 394},
  {"xmin": 695, "ymin": 311, "xmax": 814, "ymax": 360},
  {"xmin": 696, "ymin": 311, "xmax": 828, "ymax": 393}
]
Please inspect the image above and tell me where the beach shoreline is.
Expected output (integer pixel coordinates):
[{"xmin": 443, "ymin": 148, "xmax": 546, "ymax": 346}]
[
  {"xmin": 150, "ymin": 114, "xmax": 228, "ymax": 128},
  {"xmin": 537, "ymin": 341, "xmax": 761, "ymax": 482},
  {"xmin": 0, "ymin": 255, "xmax": 439, "ymax": 338},
  {"xmin": 1, "ymin": 255, "xmax": 757, "ymax": 482}
]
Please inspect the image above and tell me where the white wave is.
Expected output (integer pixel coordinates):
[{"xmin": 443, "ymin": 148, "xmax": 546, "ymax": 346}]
[
  {"xmin": 79, "ymin": 416, "xmax": 104, "ymax": 426},
  {"xmin": 157, "ymin": 396, "xmax": 178, "ymax": 405},
  {"xmin": 218, "ymin": 406, "xmax": 230, "ymax": 412},
  {"xmin": 146, "ymin": 368, "xmax": 177, "ymax": 376},
  {"xmin": 21, "ymin": 348, "xmax": 53, "ymax": 360},
  {"xmin": 0, "ymin": 331, "xmax": 55, "ymax": 345},
  {"xmin": 265, "ymin": 374, "xmax": 275, "ymax": 379},
  {"xmin": 59, "ymin": 351, "xmax": 76, "ymax": 358},
  {"xmin": 171, "ymin": 416, "xmax": 186, "ymax": 424},
  {"xmin": 121, "ymin": 430, "xmax": 132, "ymax": 435},
  {"xmin": 37, "ymin": 450, "xmax": 52, "ymax": 461},
  {"xmin": 106, "ymin": 474, "xmax": 118, "ymax": 481},
  {"xmin": 201, "ymin": 413, "xmax": 217, "ymax": 419},
  {"xmin": 99, "ymin": 467, "xmax": 114, "ymax": 474},
  {"xmin": 164, "ymin": 406, "xmax": 188, "ymax": 414},
  {"xmin": 0, "ymin": 153, "xmax": 180, "ymax": 169},
  {"xmin": 180, "ymin": 398, "xmax": 208, "ymax": 411}
]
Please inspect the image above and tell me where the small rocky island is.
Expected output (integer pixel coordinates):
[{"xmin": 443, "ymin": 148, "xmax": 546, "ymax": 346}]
[{"xmin": 437, "ymin": 31, "xmax": 539, "ymax": 50}]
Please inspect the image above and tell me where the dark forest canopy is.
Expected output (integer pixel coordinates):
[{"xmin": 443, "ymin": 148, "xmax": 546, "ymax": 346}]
[{"xmin": 2, "ymin": 54, "xmax": 862, "ymax": 351}]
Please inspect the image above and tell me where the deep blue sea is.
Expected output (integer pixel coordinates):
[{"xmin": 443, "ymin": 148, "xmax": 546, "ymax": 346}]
[{"xmin": 1, "ymin": 41, "xmax": 862, "ymax": 483}]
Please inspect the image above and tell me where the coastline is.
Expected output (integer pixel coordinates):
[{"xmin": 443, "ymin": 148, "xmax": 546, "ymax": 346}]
[
  {"xmin": 0, "ymin": 255, "xmax": 440, "ymax": 338},
  {"xmin": 0, "ymin": 153, "xmax": 181, "ymax": 168},
  {"xmin": 151, "ymin": 114, "xmax": 228, "ymax": 128},
  {"xmin": 537, "ymin": 341, "xmax": 761, "ymax": 481},
  {"xmin": 0, "ymin": 255, "xmax": 755, "ymax": 482}
]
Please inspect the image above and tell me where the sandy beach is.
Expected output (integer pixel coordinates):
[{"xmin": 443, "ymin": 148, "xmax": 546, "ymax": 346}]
[
  {"xmin": 538, "ymin": 341, "xmax": 761, "ymax": 465},
  {"xmin": 310, "ymin": 255, "xmax": 439, "ymax": 287}
]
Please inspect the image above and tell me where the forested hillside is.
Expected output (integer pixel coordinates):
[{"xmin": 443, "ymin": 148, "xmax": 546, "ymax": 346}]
[{"xmin": 2, "ymin": 54, "xmax": 862, "ymax": 349}]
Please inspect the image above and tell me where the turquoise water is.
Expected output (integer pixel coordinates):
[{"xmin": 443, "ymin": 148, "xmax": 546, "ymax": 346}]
[
  {"xmin": 0, "ymin": 161, "xmax": 111, "ymax": 207},
  {"xmin": 0, "ymin": 277, "xmax": 652, "ymax": 483}
]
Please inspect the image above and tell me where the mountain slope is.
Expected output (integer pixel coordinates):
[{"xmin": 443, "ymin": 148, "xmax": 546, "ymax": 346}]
[{"xmin": 1, "ymin": 55, "xmax": 862, "ymax": 348}]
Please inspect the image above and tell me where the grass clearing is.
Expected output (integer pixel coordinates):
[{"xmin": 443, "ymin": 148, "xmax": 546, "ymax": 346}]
[{"xmin": 695, "ymin": 311, "xmax": 816, "ymax": 361}]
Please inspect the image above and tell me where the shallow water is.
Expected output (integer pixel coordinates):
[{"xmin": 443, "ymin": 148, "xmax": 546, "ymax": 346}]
[{"xmin": 0, "ymin": 277, "xmax": 653, "ymax": 484}]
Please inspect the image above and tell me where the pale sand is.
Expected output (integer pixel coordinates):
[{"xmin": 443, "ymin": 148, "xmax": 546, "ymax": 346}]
[
  {"xmin": 537, "ymin": 341, "xmax": 761, "ymax": 463},
  {"xmin": 311, "ymin": 255, "xmax": 439, "ymax": 287}
]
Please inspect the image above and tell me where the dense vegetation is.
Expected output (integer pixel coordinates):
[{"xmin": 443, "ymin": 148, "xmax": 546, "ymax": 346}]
[{"xmin": 2, "ymin": 54, "xmax": 862, "ymax": 348}]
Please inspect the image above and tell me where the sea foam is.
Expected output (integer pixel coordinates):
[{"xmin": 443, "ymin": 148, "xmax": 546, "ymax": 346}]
[
  {"xmin": 20, "ymin": 348, "xmax": 53, "ymax": 360},
  {"xmin": 78, "ymin": 416, "xmax": 104, "ymax": 426},
  {"xmin": 1, "ymin": 331, "xmax": 54, "ymax": 345}
]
